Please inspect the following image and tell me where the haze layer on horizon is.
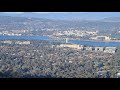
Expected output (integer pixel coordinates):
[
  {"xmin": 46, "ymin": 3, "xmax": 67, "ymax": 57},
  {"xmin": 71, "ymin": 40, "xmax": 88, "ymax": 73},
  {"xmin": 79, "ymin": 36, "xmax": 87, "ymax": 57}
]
[{"xmin": 1, "ymin": 12, "xmax": 120, "ymax": 20}]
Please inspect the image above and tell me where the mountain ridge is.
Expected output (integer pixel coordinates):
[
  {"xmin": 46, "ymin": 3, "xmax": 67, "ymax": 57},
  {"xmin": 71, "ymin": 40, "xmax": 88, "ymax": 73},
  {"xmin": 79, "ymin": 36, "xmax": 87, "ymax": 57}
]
[
  {"xmin": 101, "ymin": 17, "xmax": 120, "ymax": 22},
  {"xmin": 1, "ymin": 12, "xmax": 120, "ymax": 21}
]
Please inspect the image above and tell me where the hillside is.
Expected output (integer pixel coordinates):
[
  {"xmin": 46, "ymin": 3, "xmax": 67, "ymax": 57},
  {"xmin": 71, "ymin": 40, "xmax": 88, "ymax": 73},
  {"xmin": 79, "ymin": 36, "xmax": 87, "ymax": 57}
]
[
  {"xmin": 0, "ymin": 16, "xmax": 120, "ymax": 32},
  {"xmin": 102, "ymin": 17, "xmax": 120, "ymax": 22}
]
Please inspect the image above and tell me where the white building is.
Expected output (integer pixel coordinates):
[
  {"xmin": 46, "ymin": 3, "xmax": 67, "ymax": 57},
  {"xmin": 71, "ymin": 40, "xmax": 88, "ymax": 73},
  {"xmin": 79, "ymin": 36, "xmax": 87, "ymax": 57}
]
[
  {"xmin": 3, "ymin": 40, "xmax": 12, "ymax": 44},
  {"xmin": 117, "ymin": 73, "xmax": 120, "ymax": 78},
  {"xmin": 58, "ymin": 44, "xmax": 83, "ymax": 49},
  {"xmin": 104, "ymin": 47, "xmax": 117, "ymax": 53},
  {"xmin": 94, "ymin": 47, "xmax": 104, "ymax": 52},
  {"xmin": 84, "ymin": 47, "xmax": 93, "ymax": 51},
  {"xmin": 90, "ymin": 36, "xmax": 111, "ymax": 41},
  {"xmin": 15, "ymin": 41, "xmax": 31, "ymax": 45}
]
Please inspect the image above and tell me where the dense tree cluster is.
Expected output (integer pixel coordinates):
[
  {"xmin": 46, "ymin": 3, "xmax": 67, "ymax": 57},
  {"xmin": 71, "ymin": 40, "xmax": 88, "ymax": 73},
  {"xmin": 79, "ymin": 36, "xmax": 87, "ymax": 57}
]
[{"xmin": 0, "ymin": 40, "xmax": 119, "ymax": 78}]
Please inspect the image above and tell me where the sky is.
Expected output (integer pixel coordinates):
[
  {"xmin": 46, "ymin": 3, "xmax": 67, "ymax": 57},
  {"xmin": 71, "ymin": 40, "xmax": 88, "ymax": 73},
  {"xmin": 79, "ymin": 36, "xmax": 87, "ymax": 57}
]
[{"xmin": 1, "ymin": 12, "xmax": 120, "ymax": 20}]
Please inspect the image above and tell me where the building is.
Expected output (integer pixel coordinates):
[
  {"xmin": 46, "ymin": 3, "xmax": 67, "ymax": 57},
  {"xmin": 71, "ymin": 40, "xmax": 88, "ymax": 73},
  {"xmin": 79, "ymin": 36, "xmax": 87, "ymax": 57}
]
[
  {"xmin": 57, "ymin": 43, "xmax": 117, "ymax": 53},
  {"xmin": 15, "ymin": 41, "xmax": 31, "ymax": 45},
  {"xmin": 90, "ymin": 36, "xmax": 111, "ymax": 41},
  {"xmin": 65, "ymin": 38, "xmax": 68, "ymax": 43},
  {"xmin": 105, "ymin": 36, "xmax": 111, "ymax": 40},
  {"xmin": 105, "ymin": 47, "xmax": 116, "ymax": 50},
  {"xmin": 58, "ymin": 44, "xmax": 82, "ymax": 49},
  {"xmin": 94, "ymin": 47, "xmax": 104, "ymax": 52},
  {"xmin": 79, "ymin": 45, "xmax": 84, "ymax": 50},
  {"xmin": 3, "ymin": 40, "xmax": 12, "ymax": 44},
  {"xmin": 97, "ymin": 36, "xmax": 111, "ymax": 41},
  {"xmin": 104, "ymin": 50, "xmax": 116, "ymax": 53},
  {"xmin": 116, "ymin": 73, "xmax": 120, "ymax": 78},
  {"xmin": 104, "ymin": 47, "xmax": 117, "ymax": 53},
  {"xmin": 84, "ymin": 47, "xmax": 93, "ymax": 51}
]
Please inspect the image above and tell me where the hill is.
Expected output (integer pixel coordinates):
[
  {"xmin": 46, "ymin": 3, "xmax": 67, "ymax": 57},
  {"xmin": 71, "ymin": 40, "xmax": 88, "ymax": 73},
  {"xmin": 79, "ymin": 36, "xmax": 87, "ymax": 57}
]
[
  {"xmin": 102, "ymin": 17, "xmax": 120, "ymax": 22},
  {"xmin": 0, "ymin": 16, "xmax": 120, "ymax": 32}
]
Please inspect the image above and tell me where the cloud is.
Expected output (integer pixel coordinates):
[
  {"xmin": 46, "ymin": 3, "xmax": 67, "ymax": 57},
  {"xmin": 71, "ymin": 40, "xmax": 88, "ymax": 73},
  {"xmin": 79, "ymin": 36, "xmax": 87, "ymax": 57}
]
[
  {"xmin": 2, "ymin": 12, "xmax": 24, "ymax": 14},
  {"xmin": 1, "ymin": 12, "xmax": 89, "ymax": 14},
  {"xmin": 32, "ymin": 12, "xmax": 52, "ymax": 14},
  {"xmin": 32, "ymin": 12, "xmax": 76, "ymax": 14}
]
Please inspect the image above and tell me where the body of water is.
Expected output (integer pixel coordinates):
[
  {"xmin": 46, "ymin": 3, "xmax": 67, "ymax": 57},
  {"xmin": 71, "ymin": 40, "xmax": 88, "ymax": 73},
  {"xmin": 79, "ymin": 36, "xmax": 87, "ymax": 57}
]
[
  {"xmin": 0, "ymin": 36, "xmax": 120, "ymax": 47},
  {"xmin": 69, "ymin": 40, "xmax": 120, "ymax": 47},
  {"xmin": 0, "ymin": 36, "xmax": 53, "ymax": 40}
]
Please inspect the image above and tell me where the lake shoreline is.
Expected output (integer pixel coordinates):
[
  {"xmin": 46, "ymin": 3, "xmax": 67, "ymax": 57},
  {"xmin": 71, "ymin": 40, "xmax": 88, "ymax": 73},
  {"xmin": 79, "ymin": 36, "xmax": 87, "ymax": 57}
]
[
  {"xmin": 1, "ymin": 35, "xmax": 120, "ymax": 46},
  {"xmin": 46, "ymin": 35, "xmax": 120, "ymax": 43}
]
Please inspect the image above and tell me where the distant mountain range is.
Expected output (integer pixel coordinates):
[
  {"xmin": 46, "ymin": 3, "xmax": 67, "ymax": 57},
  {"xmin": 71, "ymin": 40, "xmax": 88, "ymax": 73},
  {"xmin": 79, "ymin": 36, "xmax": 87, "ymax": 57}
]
[
  {"xmin": 0, "ymin": 12, "xmax": 85, "ymax": 20},
  {"xmin": 1, "ymin": 12, "xmax": 120, "ymax": 21},
  {"xmin": 0, "ymin": 15, "xmax": 120, "ymax": 32},
  {"xmin": 102, "ymin": 17, "xmax": 120, "ymax": 22}
]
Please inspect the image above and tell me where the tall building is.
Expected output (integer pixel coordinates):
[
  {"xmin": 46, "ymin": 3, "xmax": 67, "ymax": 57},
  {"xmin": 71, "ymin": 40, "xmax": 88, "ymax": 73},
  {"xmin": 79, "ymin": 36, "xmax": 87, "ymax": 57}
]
[{"xmin": 65, "ymin": 38, "xmax": 68, "ymax": 43}]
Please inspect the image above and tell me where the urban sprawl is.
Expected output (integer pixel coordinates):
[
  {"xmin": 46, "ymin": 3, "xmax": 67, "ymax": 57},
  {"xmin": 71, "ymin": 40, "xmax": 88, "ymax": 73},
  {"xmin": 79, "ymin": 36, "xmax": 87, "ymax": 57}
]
[{"xmin": 0, "ymin": 15, "xmax": 120, "ymax": 78}]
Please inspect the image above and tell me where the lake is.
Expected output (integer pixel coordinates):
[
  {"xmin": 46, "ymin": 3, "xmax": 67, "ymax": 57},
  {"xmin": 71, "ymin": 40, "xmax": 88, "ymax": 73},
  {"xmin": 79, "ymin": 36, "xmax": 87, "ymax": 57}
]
[
  {"xmin": 69, "ymin": 40, "xmax": 120, "ymax": 47},
  {"xmin": 0, "ymin": 36, "xmax": 120, "ymax": 47},
  {"xmin": 0, "ymin": 36, "xmax": 52, "ymax": 40}
]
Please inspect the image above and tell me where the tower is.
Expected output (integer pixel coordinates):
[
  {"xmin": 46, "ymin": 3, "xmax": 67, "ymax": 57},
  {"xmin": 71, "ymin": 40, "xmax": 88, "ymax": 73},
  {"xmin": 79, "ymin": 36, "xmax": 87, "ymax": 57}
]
[{"xmin": 65, "ymin": 38, "xmax": 68, "ymax": 43}]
